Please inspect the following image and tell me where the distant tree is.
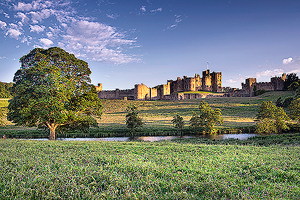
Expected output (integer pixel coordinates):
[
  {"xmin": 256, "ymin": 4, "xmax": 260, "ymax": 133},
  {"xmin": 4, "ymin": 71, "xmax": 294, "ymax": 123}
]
[
  {"xmin": 255, "ymin": 101, "xmax": 289, "ymax": 133},
  {"xmin": 8, "ymin": 47, "xmax": 103, "ymax": 140},
  {"xmin": 172, "ymin": 114, "xmax": 184, "ymax": 137},
  {"xmin": 189, "ymin": 101, "xmax": 223, "ymax": 134},
  {"xmin": 0, "ymin": 82, "xmax": 13, "ymax": 98},
  {"xmin": 275, "ymin": 97, "xmax": 283, "ymax": 107},
  {"xmin": 283, "ymin": 73, "xmax": 299, "ymax": 91},
  {"xmin": 289, "ymin": 98, "xmax": 300, "ymax": 123},
  {"xmin": 0, "ymin": 108, "xmax": 4, "ymax": 125},
  {"xmin": 125, "ymin": 105, "xmax": 144, "ymax": 135}
]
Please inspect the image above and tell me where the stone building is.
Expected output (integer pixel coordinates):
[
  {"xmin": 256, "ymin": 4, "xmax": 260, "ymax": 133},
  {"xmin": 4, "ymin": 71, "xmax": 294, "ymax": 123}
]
[
  {"xmin": 227, "ymin": 73, "xmax": 286, "ymax": 97},
  {"xmin": 97, "ymin": 69, "xmax": 222, "ymax": 100}
]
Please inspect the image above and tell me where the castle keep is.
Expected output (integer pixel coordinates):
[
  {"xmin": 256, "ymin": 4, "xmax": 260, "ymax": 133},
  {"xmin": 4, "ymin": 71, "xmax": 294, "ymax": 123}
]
[{"xmin": 98, "ymin": 69, "xmax": 222, "ymax": 100}]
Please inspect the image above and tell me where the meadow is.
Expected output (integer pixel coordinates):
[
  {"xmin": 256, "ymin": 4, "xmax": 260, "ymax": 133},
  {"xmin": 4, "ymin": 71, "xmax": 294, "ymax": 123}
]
[
  {"xmin": 0, "ymin": 134, "xmax": 299, "ymax": 199},
  {"xmin": 0, "ymin": 91, "xmax": 296, "ymax": 138}
]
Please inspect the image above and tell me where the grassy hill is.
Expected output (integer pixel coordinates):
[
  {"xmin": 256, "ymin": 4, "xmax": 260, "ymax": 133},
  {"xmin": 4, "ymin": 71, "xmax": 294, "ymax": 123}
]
[{"xmin": 0, "ymin": 91, "xmax": 296, "ymax": 138}]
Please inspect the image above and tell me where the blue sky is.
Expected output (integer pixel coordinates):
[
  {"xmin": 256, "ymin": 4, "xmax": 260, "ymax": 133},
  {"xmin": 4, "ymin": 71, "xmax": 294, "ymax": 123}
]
[{"xmin": 0, "ymin": 0, "xmax": 299, "ymax": 90}]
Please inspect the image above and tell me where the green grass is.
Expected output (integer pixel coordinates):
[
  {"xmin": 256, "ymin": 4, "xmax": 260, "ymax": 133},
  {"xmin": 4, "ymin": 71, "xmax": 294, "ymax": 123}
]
[
  {"xmin": 0, "ymin": 91, "xmax": 297, "ymax": 138},
  {"xmin": 0, "ymin": 135, "xmax": 299, "ymax": 199}
]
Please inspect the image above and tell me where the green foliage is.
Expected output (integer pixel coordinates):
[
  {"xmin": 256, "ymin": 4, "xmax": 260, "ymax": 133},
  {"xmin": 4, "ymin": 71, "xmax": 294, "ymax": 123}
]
[
  {"xmin": 256, "ymin": 101, "xmax": 289, "ymax": 133},
  {"xmin": 0, "ymin": 139, "xmax": 299, "ymax": 199},
  {"xmin": 253, "ymin": 85, "xmax": 266, "ymax": 96},
  {"xmin": 289, "ymin": 98, "xmax": 300, "ymax": 123},
  {"xmin": 283, "ymin": 73, "xmax": 299, "ymax": 91},
  {"xmin": 0, "ymin": 81, "xmax": 13, "ymax": 98},
  {"xmin": 0, "ymin": 108, "xmax": 4, "ymax": 125},
  {"xmin": 172, "ymin": 114, "xmax": 184, "ymax": 135},
  {"xmin": 125, "ymin": 105, "xmax": 144, "ymax": 134},
  {"xmin": 189, "ymin": 101, "xmax": 223, "ymax": 133},
  {"xmin": 7, "ymin": 47, "xmax": 103, "ymax": 139}
]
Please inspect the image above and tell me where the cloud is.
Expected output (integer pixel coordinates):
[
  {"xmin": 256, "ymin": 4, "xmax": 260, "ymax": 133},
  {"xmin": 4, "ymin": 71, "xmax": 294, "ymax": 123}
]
[
  {"xmin": 1, "ymin": 0, "xmax": 140, "ymax": 64},
  {"xmin": 4, "ymin": 12, "xmax": 10, "ymax": 18},
  {"xmin": 0, "ymin": 56, "xmax": 7, "ymax": 59},
  {"xmin": 150, "ymin": 8, "xmax": 162, "ymax": 13},
  {"xmin": 29, "ymin": 9, "xmax": 53, "ymax": 23},
  {"xmin": 14, "ymin": 2, "xmax": 34, "ymax": 11},
  {"xmin": 106, "ymin": 13, "xmax": 119, "ymax": 20},
  {"xmin": 59, "ymin": 19, "xmax": 139, "ymax": 64},
  {"xmin": 254, "ymin": 69, "xmax": 284, "ymax": 78},
  {"xmin": 39, "ymin": 38, "xmax": 53, "ymax": 47},
  {"xmin": 30, "ymin": 25, "xmax": 45, "ymax": 33},
  {"xmin": 164, "ymin": 14, "xmax": 183, "ymax": 31},
  {"xmin": 15, "ymin": 12, "xmax": 29, "ymax": 23},
  {"xmin": 6, "ymin": 28, "xmax": 22, "ymax": 39},
  {"xmin": 14, "ymin": 1, "xmax": 52, "ymax": 11},
  {"xmin": 0, "ymin": 20, "xmax": 7, "ymax": 29},
  {"xmin": 140, "ymin": 6, "xmax": 146, "ymax": 12},
  {"xmin": 282, "ymin": 57, "xmax": 293, "ymax": 64}
]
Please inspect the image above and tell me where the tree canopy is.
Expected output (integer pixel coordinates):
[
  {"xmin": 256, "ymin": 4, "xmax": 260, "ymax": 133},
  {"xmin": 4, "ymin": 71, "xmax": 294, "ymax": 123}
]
[
  {"xmin": 125, "ymin": 105, "xmax": 144, "ymax": 135},
  {"xmin": 0, "ymin": 82, "xmax": 13, "ymax": 98},
  {"xmin": 255, "ymin": 101, "xmax": 289, "ymax": 133},
  {"xmin": 8, "ymin": 47, "xmax": 103, "ymax": 140},
  {"xmin": 189, "ymin": 101, "xmax": 223, "ymax": 133}
]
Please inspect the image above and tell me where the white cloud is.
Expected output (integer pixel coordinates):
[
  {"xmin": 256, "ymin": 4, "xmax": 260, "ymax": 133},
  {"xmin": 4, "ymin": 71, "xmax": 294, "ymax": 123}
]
[
  {"xmin": 6, "ymin": 29, "xmax": 22, "ymax": 39},
  {"xmin": 59, "ymin": 19, "xmax": 139, "ymax": 64},
  {"xmin": 226, "ymin": 79, "xmax": 237, "ymax": 83},
  {"xmin": 14, "ymin": 1, "xmax": 52, "ymax": 11},
  {"xmin": 14, "ymin": 2, "xmax": 34, "ymax": 11},
  {"xmin": 39, "ymin": 38, "xmax": 53, "ymax": 47},
  {"xmin": 30, "ymin": 25, "xmax": 45, "ymax": 33},
  {"xmin": 150, "ymin": 8, "xmax": 162, "ymax": 13},
  {"xmin": 140, "ymin": 6, "xmax": 146, "ymax": 12},
  {"xmin": 0, "ymin": 56, "xmax": 7, "ymax": 59},
  {"xmin": 283, "ymin": 57, "xmax": 293, "ymax": 64},
  {"xmin": 106, "ymin": 13, "xmax": 119, "ymax": 20},
  {"xmin": 29, "ymin": 9, "xmax": 53, "ymax": 23},
  {"xmin": 254, "ymin": 69, "xmax": 284, "ymax": 78},
  {"xmin": 164, "ymin": 14, "xmax": 183, "ymax": 31},
  {"xmin": 4, "ymin": 12, "xmax": 10, "ymax": 18},
  {"xmin": 0, "ymin": 21, "xmax": 7, "ymax": 29},
  {"xmin": 15, "ymin": 12, "xmax": 29, "ymax": 23}
]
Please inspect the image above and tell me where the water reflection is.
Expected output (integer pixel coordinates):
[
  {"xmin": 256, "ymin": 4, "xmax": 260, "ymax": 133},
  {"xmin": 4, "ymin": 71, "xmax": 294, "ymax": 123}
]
[{"xmin": 27, "ymin": 134, "xmax": 257, "ymax": 142}]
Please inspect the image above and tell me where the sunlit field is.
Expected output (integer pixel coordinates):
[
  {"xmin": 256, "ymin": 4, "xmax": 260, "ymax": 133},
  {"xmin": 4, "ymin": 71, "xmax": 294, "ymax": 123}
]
[
  {"xmin": 0, "ymin": 91, "xmax": 296, "ymax": 138},
  {"xmin": 0, "ymin": 135, "xmax": 299, "ymax": 199},
  {"xmin": 100, "ymin": 91, "xmax": 295, "ymax": 129}
]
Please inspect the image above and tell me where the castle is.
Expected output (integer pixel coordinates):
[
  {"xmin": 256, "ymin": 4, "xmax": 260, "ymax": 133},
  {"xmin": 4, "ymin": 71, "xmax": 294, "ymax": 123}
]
[
  {"xmin": 97, "ymin": 69, "xmax": 223, "ymax": 100},
  {"xmin": 96, "ymin": 69, "xmax": 288, "ymax": 100},
  {"xmin": 226, "ymin": 74, "xmax": 286, "ymax": 97}
]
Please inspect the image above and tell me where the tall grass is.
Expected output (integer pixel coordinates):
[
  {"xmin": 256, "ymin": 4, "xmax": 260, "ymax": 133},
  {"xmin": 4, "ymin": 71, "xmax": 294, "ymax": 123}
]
[{"xmin": 0, "ymin": 137, "xmax": 299, "ymax": 199}]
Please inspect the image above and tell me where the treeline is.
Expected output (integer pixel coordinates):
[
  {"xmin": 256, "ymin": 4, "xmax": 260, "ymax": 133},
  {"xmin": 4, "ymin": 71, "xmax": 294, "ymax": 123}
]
[{"xmin": 0, "ymin": 82, "xmax": 13, "ymax": 98}]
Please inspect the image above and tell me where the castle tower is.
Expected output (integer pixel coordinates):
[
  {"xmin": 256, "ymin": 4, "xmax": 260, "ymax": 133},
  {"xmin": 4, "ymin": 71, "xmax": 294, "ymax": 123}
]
[
  {"xmin": 211, "ymin": 72, "xmax": 222, "ymax": 92},
  {"xmin": 95, "ymin": 83, "xmax": 102, "ymax": 92},
  {"xmin": 202, "ymin": 69, "xmax": 212, "ymax": 91}
]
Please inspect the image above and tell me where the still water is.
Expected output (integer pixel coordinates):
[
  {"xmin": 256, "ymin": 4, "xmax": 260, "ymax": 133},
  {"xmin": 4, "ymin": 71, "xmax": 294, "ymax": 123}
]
[{"xmin": 30, "ymin": 134, "xmax": 258, "ymax": 142}]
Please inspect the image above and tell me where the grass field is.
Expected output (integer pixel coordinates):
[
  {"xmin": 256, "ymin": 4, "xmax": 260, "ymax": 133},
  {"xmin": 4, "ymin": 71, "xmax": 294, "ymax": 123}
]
[
  {"xmin": 100, "ymin": 91, "xmax": 295, "ymax": 130},
  {"xmin": 0, "ymin": 91, "xmax": 296, "ymax": 138},
  {"xmin": 0, "ymin": 134, "xmax": 299, "ymax": 199}
]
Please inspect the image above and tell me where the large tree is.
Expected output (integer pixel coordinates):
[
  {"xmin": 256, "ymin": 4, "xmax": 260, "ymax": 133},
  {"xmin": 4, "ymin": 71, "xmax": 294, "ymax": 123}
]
[
  {"xmin": 255, "ymin": 101, "xmax": 289, "ymax": 133},
  {"xmin": 189, "ymin": 101, "xmax": 223, "ymax": 133},
  {"xmin": 8, "ymin": 47, "xmax": 103, "ymax": 140}
]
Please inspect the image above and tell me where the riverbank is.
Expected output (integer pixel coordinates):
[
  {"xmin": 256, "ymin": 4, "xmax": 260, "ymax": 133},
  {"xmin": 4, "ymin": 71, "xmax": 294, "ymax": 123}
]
[{"xmin": 1, "ymin": 134, "xmax": 299, "ymax": 199}]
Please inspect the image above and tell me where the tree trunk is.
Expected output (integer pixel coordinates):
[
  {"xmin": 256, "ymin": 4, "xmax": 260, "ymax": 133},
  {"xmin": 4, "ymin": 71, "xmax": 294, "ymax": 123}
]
[{"xmin": 46, "ymin": 122, "xmax": 58, "ymax": 140}]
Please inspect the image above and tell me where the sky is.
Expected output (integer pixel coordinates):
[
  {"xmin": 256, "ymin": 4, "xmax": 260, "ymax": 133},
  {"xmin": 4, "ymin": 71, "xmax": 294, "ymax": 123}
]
[{"xmin": 0, "ymin": 0, "xmax": 299, "ymax": 90}]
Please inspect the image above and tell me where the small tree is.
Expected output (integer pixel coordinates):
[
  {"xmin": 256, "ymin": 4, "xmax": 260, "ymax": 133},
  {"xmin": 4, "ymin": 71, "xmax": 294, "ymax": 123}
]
[
  {"xmin": 189, "ymin": 101, "xmax": 223, "ymax": 134},
  {"xmin": 125, "ymin": 105, "xmax": 144, "ymax": 135},
  {"xmin": 289, "ymin": 98, "xmax": 300, "ymax": 123},
  {"xmin": 172, "ymin": 114, "xmax": 184, "ymax": 137},
  {"xmin": 255, "ymin": 101, "xmax": 289, "ymax": 133},
  {"xmin": 8, "ymin": 47, "xmax": 103, "ymax": 140}
]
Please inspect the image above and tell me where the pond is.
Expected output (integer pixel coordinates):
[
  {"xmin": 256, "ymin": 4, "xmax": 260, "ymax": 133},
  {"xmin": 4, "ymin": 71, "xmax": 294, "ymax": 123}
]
[{"xmin": 28, "ymin": 133, "xmax": 258, "ymax": 142}]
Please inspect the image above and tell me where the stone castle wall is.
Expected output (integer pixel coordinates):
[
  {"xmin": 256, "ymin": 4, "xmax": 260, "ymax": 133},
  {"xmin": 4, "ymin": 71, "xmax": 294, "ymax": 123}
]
[{"xmin": 97, "ymin": 69, "xmax": 222, "ymax": 100}]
